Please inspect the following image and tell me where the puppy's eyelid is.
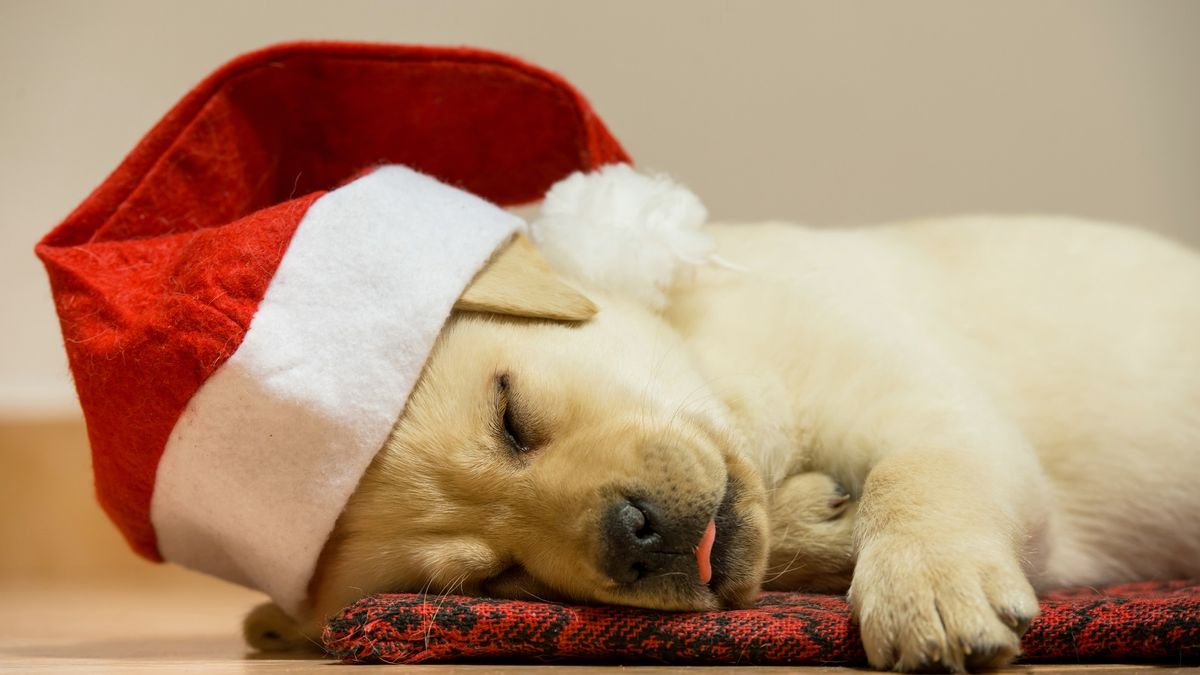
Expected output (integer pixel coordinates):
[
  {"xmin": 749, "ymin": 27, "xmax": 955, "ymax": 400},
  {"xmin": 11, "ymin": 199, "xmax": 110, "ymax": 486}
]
[
  {"xmin": 502, "ymin": 404, "xmax": 529, "ymax": 454},
  {"xmin": 493, "ymin": 371, "xmax": 531, "ymax": 455}
]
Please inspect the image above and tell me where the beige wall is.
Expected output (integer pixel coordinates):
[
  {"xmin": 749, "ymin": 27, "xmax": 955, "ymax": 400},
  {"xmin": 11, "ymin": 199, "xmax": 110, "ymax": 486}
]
[
  {"xmin": 0, "ymin": 419, "xmax": 206, "ymax": 585},
  {"xmin": 3, "ymin": 0, "xmax": 1200, "ymax": 418},
  {"xmin": 0, "ymin": 1, "xmax": 1198, "ymax": 578}
]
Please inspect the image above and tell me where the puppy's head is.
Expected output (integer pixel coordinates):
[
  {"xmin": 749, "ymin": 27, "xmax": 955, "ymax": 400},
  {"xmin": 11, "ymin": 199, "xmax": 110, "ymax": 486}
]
[{"xmin": 309, "ymin": 234, "xmax": 768, "ymax": 624}]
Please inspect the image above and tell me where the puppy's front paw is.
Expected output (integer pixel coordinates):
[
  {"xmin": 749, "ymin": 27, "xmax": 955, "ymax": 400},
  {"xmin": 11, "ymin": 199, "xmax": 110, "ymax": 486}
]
[{"xmin": 849, "ymin": 537, "xmax": 1037, "ymax": 672}]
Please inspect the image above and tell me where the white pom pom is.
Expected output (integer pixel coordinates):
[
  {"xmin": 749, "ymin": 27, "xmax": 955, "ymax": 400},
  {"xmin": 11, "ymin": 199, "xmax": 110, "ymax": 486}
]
[{"xmin": 530, "ymin": 164, "xmax": 713, "ymax": 310}]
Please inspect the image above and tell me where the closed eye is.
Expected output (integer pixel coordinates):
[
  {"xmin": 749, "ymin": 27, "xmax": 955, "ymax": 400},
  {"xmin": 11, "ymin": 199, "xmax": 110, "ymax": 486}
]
[{"xmin": 495, "ymin": 373, "xmax": 530, "ymax": 454}]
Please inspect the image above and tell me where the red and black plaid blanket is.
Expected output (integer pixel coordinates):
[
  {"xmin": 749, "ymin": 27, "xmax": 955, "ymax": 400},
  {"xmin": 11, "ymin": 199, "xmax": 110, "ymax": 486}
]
[{"xmin": 324, "ymin": 579, "xmax": 1199, "ymax": 666}]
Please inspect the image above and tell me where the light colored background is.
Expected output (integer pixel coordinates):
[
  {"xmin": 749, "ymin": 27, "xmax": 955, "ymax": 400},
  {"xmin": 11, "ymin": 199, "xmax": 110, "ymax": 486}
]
[
  {"xmin": 0, "ymin": 2, "xmax": 1196, "ymax": 670},
  {"xmin": 1, "ymin": 0, "xmax": 1198, "ymax": 598},
  {"xmin": 3, "ymin": 0, "xmax": 1200, "ymax": 420}
]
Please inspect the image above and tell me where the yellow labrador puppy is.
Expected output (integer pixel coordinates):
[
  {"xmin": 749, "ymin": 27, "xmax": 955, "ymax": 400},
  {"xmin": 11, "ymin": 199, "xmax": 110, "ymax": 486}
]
[{"xmin": 250, "ymin": 211, "xmax": 1199, "ymax": 672}]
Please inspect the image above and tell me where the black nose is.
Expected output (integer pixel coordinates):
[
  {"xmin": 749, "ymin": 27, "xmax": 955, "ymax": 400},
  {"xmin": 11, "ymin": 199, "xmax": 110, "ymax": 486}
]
[{"xmin": 601, "ymin": 497, "xmax": 697, "ymax": 584}]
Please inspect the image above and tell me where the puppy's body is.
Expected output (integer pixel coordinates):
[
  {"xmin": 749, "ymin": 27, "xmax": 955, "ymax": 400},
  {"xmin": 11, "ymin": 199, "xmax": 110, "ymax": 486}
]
[
  {"xmin": 683, "ymin": 217, "xmax": 1200, "ymax": 588},
  {"xmin": 257, "ymin": 216, "xmax": 1200, "ymax": 671},
  {"xmin": 677, "ymin": 217, "xmax": 1200, "ymax": 669}
]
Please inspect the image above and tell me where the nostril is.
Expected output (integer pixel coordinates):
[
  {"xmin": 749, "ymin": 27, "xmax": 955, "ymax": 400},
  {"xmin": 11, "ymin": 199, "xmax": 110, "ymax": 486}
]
[
  {"xmin": 632, "ymin": 501, "xmax": 659, "ymax": 540},
  {"xmin": 616, "ymin": 499, "xmax": 659, "ymax": 542},
  {"xmin": 603, "ymin": 497, "xmax": 668, "ymax": 584},
  {"xmin": 617, "ymin": 501, "xmax": 647, "ymax": 537},
  {"xmin": 635, "ymin": 519, "xmax": 653, "ymax": 540}
]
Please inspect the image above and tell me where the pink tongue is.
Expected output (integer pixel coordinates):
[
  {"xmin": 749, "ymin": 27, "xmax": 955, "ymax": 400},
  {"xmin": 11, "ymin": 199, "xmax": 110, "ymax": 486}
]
[{"xmin": 695, "ymin": 520, "xmax": 717, "ymax": 584}]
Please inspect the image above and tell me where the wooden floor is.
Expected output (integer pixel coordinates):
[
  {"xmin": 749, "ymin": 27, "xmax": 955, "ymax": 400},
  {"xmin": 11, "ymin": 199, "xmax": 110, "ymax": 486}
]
[{"xmin": 0, "ymin": 580, "xmax": 1194, "ymax": 674}]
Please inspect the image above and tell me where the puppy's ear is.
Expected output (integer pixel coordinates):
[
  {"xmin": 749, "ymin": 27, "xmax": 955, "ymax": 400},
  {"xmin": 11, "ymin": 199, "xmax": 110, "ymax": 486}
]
[{"xmin": 455, "ymin": 234, "xmax": 598, "ymax": 322}]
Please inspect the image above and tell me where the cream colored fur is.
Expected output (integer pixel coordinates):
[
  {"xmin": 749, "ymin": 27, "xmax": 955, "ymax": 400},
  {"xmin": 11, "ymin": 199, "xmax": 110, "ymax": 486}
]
[{"xmin": 248, "ymin": 216, "xmax": 1200, "ymax": 672}]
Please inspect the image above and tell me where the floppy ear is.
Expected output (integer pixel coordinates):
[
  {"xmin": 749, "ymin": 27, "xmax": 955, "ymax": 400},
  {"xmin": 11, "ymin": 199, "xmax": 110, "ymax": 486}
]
[{"xmin": 455, "ymin": 234, "xmax": 598, "ymax": 322}]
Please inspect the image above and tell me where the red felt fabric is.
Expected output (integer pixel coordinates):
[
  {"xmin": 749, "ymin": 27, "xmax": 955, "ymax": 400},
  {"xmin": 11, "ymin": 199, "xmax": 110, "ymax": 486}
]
[
  {"xmin": 36, "ymin": 41, "xmax": 630, "ymax": 561},
  {"xmin": 323, "ymin": 581, "xmax": 1200, "ymax": 666}
]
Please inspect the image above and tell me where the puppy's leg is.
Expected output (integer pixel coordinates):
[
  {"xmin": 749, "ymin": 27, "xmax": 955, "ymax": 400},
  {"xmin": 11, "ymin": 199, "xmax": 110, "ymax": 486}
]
[
  {"xmin": 795, "ymin": 324, "xmax": 1050, "ymax": 672},
  {"xmin": 845, "ymin": 404, "xmax": 1047, "ymax": 672}
]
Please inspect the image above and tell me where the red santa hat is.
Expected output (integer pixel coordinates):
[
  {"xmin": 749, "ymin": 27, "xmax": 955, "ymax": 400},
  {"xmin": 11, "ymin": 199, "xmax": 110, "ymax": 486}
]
[{"xmin": 35, "ymin": 41, "xmax": 629, "ymax": 616}]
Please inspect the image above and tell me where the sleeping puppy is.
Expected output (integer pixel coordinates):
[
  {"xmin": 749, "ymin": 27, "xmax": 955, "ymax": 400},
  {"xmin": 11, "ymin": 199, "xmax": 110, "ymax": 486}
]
[{"xmin": 249, "ymin": 217, "xmax": 1200, "ymax": 672}]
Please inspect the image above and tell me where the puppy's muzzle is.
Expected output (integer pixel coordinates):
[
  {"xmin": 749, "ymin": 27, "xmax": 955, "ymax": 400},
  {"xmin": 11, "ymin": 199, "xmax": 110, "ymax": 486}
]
[{"xmin": 601, "ymin": 496, "xmax": 706, "ymax": 585}]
